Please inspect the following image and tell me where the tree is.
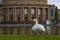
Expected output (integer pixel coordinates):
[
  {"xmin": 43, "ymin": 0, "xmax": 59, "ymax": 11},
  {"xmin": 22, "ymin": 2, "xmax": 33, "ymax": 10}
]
[
  {"xmin": 55, "ymin": 7, "xmax": 58, "ymax": 20},
  {"xmin": 55, "ymin": 7, "xmax": 58, "ymax": 35}
]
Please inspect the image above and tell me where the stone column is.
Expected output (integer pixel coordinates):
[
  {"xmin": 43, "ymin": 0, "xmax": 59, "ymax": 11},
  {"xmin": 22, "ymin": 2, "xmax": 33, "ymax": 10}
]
[
  {"xmin": 13, "ymin": 8, "xmax": 17, "ymax": 22},
  {"xmin": 14, "ymin": 8, "xmax": 17, "ymax": 22},
  {"xmin": 22, "ymin": 7, "xmax": 24, "ymax": 22},
  {"xmin": 0, "ymin": 8, "xmax": 2, "ymax": 22},
  {"xmin": 40, "ymin": 8, "xmax": 42, "ymax": 21},
  {"xmin": 13, "ymin": 8, "xmax": 15, "ymax": 22},
  {"xmin": 35, "ymin": 8, "xmax": 39, "ymax": 21},
  {"xmin": 0, "ymin": 8, "xmax": 2, "ymax": 16},
  {"xmin": 8, "ymin": 8, "xmax": 10, "ymax": 22},
  {"xmin": 20, "ymin": 8, "xmax": 22, "ymax": 22},
  {"xmin": 6, "ymin": 8, "xmax": 10, "ymax": 22},
  {"xmin": 6, "ymin": 8, "xmax": 7, "ymax": 22},
  {"xmin": 20, "ymin": 7, "xmax": 24, "ymax": 22},
  {"xmin": 48, "ymin": 8, "xmax": 50, "ymax": 19},
  {"xmin": 19, "ymin": 8, "xmax": 21, "ymax": 22},
  {"xmin": 42, "ymin": 8, "xmax": 46, "ymax": 21},
  {"xmin": 28, "ymin": 7, "xmax": 32, "ymax": 22}
]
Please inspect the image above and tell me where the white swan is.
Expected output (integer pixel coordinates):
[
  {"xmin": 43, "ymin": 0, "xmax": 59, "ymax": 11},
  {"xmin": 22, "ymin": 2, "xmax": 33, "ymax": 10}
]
[{"xmin": 32, "ymin": 19, "xmax": 46, "ymax": 32}]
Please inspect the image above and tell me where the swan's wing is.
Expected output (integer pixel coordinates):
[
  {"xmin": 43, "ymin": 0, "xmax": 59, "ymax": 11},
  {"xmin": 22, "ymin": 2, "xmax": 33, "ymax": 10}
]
[
  {"xmin": 35, "ymin": 24, "xmax": 45, "ymax": 31},
  {"xmin": 32, "ymin": 24, "xmax": 43, "ymax": 30},
  {"xmin": 32, "ymin": 24, "xmax": 46, "ymax": 31},
  {"xmin": 38, "ymin": 24, "xmax": 46, "ymax": 31},
  {"xmin": 32, "ymin": 24, "xmax": 37, "ymax": 30}
]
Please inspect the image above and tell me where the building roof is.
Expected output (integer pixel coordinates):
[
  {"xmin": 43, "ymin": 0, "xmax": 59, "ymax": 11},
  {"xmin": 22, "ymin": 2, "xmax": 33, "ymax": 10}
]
[{"xmin": 1, "ymin": 0, "xmax": 47, "ymax": 5}]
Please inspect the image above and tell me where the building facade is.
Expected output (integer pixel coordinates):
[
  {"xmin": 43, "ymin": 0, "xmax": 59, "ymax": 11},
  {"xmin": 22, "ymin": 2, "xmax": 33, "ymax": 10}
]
[{"xmin": 0, "ymin": 0, "xmax": 56, "ymax": 35}]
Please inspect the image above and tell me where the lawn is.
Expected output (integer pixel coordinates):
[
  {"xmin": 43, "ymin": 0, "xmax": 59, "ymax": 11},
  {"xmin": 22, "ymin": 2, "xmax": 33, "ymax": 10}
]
[{"xmin": 0, "ymin": 35, "xmax": 60, "ymax": 40}]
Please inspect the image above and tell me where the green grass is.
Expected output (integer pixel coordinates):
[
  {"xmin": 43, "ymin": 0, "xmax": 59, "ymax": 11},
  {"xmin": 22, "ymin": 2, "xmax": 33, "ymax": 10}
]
[{"xmin": 0, "ymin": 35, "xmax": 60, "ymax": 40}]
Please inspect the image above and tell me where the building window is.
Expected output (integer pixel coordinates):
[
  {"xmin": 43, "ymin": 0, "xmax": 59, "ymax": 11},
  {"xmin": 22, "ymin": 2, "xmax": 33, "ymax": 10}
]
[
  {"xmin": 31, "ymin": 8, "xmax": 35, "ymax": 14},
  {"xmin": 16, "ymin": 7, "xmax": 21, "ymax": 15},
  {"xmin": 45, "ymin": 8, "xmax": 48, "ymax": 19},
  {"xmin": 9, "ymin": 8, "xmax": 13, "ymax": 15},
  {"xmin": 38, "ymin": 8, "xmax": 41, "ymax": 16},
  {"xmin": 31, "ymin": 8, "xmax": 35, "ymax": 17},
  {"xmin": 38, "ymin": 8, "xmax": 42, "ymax": 17},
  {"xmin": 44, "ymin": 8, "xmax": 48, "ymax": 16},
  {"xmin": 24, "ymin": 8, "xmax": 28, "ymax": 17},
  {"xmin": 50, "ymin": 8, "xmax": 54, "ymax": 16},
  {"xmin": 24, "ymin": 8, "xmax": 28, "ymax": 14},
  {"xmin": 2, "ymin": 8, "xmax": 6, "ymax": 16}
]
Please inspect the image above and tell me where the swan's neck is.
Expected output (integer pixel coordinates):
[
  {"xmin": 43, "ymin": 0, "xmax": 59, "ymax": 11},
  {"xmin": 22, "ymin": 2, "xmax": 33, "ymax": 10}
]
[{"xmin": 35, "ymin": 20, "xmax": 38, "ymax": 24}]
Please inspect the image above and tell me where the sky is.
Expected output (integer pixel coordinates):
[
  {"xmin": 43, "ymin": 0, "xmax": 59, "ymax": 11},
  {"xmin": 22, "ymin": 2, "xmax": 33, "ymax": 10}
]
[
  {"xmin": 47, "ymin": 0, "xmax": 60, "ymax": 9},
  {"xmin": 0, "ymin": 0, "xmax": 60, "ymax": 9}
]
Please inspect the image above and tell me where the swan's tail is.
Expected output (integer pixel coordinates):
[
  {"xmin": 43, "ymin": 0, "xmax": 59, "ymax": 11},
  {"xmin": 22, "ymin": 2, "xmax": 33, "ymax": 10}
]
[
  {"xmin": 43, "ymin": 28, "xmax": 46, "ymax": 31},
  {"xmin": 43, "ymin": 29, "xmax": 46, "ymax": 31}
]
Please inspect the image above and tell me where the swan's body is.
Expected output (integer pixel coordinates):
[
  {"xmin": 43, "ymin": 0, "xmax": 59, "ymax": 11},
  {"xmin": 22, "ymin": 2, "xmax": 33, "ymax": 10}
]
[{"xmin": 32, "ymin": 19, "xmax": 46, "ymax": 32}]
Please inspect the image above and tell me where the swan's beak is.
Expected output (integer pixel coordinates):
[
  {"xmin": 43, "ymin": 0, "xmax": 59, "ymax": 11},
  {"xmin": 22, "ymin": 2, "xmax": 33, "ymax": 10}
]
[{"xmin": 33, "ymin": 19, "xmax": 36, "ymax": 22}]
